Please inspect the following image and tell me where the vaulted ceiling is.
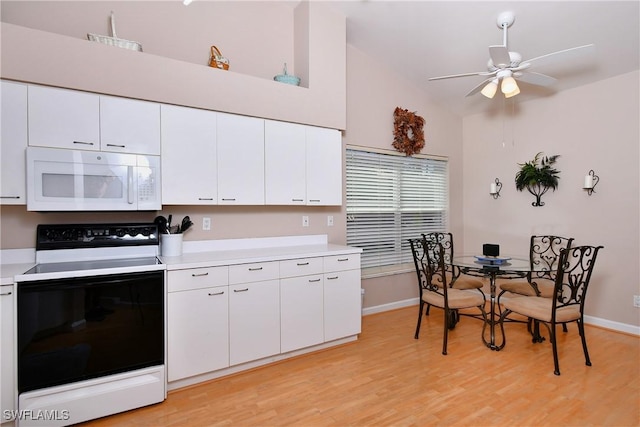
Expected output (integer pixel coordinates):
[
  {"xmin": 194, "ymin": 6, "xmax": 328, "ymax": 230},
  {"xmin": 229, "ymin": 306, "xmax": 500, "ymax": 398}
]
[{"xmin": 327, "ymin": 1, "xmax": 640, "ymax": 116}]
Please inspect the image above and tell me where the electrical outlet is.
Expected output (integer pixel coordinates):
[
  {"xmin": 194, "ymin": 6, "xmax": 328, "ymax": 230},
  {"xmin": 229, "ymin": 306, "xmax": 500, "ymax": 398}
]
[
  {"xmin": 634, "ymin": 295, "xmax": 640, "ymax": 308},
  {"xmin": 202, "ymin": 217, "xmax": 211, "ymax": 231},
  {"xmin": 302, "ymin": 216, "xmax": 309, "ymax": 227},
  {"xmin": 327, "ymin": 215, "xmax": 334, "ymax": 226}
]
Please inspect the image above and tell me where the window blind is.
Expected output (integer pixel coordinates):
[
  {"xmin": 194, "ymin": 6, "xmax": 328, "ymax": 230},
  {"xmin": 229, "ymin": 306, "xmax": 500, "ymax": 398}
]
[{"xmin": 346, "ymin": 148, "xmax": 449, "ymax": 269}]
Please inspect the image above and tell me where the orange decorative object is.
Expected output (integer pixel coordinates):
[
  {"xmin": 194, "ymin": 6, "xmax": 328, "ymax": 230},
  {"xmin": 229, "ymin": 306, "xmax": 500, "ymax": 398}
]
[{"xmin": 392, "ymin": 107, "xmax": 425, "ymax": 156}]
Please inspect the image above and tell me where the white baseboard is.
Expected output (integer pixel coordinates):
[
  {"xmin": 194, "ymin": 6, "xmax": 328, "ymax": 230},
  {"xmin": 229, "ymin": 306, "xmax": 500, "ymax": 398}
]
[{"xmin": 363, "ymin": 298, "xmax": 640, "ymax": 336}]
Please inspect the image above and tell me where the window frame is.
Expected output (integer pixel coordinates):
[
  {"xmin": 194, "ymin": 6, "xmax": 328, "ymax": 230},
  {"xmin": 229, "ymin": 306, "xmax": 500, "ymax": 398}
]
[{"xmin": 345, "ymin": 145, "xmax": 450, "ymax": 278}]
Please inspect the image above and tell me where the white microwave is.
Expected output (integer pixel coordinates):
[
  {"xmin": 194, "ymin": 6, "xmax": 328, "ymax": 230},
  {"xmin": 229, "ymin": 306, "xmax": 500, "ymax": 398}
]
[{"xmin": 26, "ymin": 147, "xmax": 161, "ymax": 211}]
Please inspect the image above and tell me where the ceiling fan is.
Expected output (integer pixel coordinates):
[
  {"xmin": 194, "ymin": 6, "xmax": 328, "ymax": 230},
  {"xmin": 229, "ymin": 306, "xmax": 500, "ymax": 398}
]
[{"xmin": 428, "ymin": 11, "xmax": 595, "ymax": 99}]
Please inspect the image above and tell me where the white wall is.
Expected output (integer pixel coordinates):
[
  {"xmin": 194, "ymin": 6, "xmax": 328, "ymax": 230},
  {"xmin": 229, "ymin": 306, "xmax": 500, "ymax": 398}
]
[
  {"xmin": 343, "ymin": 45, "xmax": 463, "ymax": 309},
  {"xmin": 462, "ymin": 70, "xmax": 640, "ymax": 327}
]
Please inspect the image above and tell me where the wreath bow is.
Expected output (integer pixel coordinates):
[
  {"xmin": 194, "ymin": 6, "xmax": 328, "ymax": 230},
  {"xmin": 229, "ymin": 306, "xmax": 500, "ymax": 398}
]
[{"xmin": 392, "ymin": 107, "xmax": 425, "ymax": 156}]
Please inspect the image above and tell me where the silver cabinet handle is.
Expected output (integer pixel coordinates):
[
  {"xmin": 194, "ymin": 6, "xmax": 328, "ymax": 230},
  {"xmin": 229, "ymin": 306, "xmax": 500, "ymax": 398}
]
[
  {"xmin": 234, "ymin": 288, "xmax": 249, "ymax": 293},
  {"xmin": 248, "ymin": 267, "xmax": 263, "ymax": 271},
  {"xmin": 309, "ymin": 199, "xmax": 320, "ymax": 203},
  {"xmin": 338, "ymin": 258, "xmax": 349, "ymax": 262},
  {"xmin": 308, "ymin": 278, "xmax": 321, "ymax": 283},
  {"xmin": 73, "ymin": 140, "xmax": 94, "ymax": 145},
  {"xmin": 208, "ymin": 291, "xmax": 224, "ymax": 296},
  {"xmin": 0, "ymin": 196, "xmax": 20, "ymax": 199},
  {"xmin": 297, "ymin": 262, "xmax": 309, "ymax": 266},
  {"xmin": 198, "ymin": 197, "xmax": 214, "ymax": 201},
  {"xmin": 292, "ymin": 198, "xmax": 304, "ymax": 202},
  {"xmin": 192, "ymin": 272, "xmax": 209, "ymax": 277},
  {"xmin": 327, "ymin": 276, "xmax": 339, "ymax": 280},
  {"xmin": 106, "ymin": 143, "xmax": 126, "ymax": 148},
  {"xmin": 221, "ymin": 198, "xmax": 236, "ymax": 201},
  {"xmin": 0, "ymin": 291, "xmax": 12, "ymax": 296}
]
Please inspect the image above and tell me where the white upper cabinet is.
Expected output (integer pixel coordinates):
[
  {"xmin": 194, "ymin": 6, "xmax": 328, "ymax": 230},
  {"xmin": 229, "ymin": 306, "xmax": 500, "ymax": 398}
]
[
  {"xmin": 27, "ymin": 85, "xmax": 160, "ymax": 155},
  {"xmin": 161, "ymin": 105, "xmax": 217, "ymax": 205},
  {"xmin": 306, "ymin": 126, "xmax": 342, "ymax": 206},
  {"xmin": 216, "ymin": 113, "xmax": 265, "ymax": 205},
  {"xmin": 28, "ymin": 84, "xmax": 100, "ymax": 151},
  {"xmin": 100, "ymin": 96, "xmax": 160, "ymax": 155},
  {"xmin": 264, "ymin": 120, "xmax": 306, "ymax": 205},
  {"xmin": 1, "ymin": 81, "xmax": 28, "ymax": 204}
]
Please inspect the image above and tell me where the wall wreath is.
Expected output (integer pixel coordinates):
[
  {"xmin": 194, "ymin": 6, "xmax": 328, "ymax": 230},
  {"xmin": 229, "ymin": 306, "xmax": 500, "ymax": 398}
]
[{"xmin": 392, "ymin": 107, "xmax": 425, "ymax": 156}]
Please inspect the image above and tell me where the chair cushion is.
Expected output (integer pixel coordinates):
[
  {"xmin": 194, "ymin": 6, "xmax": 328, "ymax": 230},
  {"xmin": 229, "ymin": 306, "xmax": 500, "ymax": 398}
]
[
  {"xmin": 422, "ymin": 288, "xmax": 484, "ymax": 310},
  {"xmin": 451, "ymin": 275, "xmax": 484, "ymax": 290},
  {"xmin": 499, "ymin": 278, "xmax": 555, "ymax": 298},
  {"xmin": 503, "ymin": 296, "xmax": 581, "ymax": 323}
]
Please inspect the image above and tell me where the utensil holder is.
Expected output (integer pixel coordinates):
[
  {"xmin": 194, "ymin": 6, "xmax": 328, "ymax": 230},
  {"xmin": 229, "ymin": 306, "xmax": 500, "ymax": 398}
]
[{"xmin": 161, "ymin": 234, "xmax": 183, "ymax": 257}]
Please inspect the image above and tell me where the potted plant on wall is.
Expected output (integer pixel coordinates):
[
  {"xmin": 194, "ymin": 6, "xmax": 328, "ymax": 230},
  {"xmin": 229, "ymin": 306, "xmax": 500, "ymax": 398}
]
[{"xmin": 515, "ymin": 152, "xmax": 561, "ymax": 207}]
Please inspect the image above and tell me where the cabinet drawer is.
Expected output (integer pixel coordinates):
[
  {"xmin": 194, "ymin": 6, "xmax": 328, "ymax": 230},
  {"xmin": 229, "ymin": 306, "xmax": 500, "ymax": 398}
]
[
  {"xmin": 229, "ymin": 261, "xmax": 279, "ymax": 284},
  {"xmin": 324, "ymin": 253, "xmax": 361, "ymax": 272},
  {"xmin": 279, "ymin": 257, "xmax": 323, "ymax": 278},
  {"xmin": 168, "ymin": 266, "xmax": 228, "ymax": 292}
]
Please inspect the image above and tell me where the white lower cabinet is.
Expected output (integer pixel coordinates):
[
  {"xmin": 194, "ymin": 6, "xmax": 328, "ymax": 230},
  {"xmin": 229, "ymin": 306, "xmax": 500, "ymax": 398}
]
[
  {"xmin": 229, "ymin": 279, "xmax": 280, "ymax": 366},
  {"xmin": 324, "ymin": 255, "xmax": 362, "ymax": 342},
  {"xmin": 166, "ymin": 250, "xmax": 361, "ymax": 387},
  {"xmin": 280, "ymin": 258, "xmax": 325, "ymax": 353},
  {"xmin": 0, "ymin": 284, "xmax": 15, "ymax": 425},
  {"xmin": 167, "ymin": 266, "xmax": 229, "ymax": 382}
]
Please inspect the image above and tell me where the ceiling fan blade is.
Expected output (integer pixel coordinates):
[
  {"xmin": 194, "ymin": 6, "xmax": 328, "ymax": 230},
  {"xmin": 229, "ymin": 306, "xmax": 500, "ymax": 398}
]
[
  {"xmin": 515, "ymin": 71, "xmax": 557, "ymax": 87},
  {"xmin": 428, "ymin": 71, "xmax": 493, "ymax": 81},
  {"xmin": 489, "ymin": 45, "xmax": 511, "ymax": 67},
  {"xmin": 465, "ymin": 78, "xmax": 493, "ymax": 97},
  {"xmin": 522, "ymin": 44, "xmax": 595, "ymax": 67}
]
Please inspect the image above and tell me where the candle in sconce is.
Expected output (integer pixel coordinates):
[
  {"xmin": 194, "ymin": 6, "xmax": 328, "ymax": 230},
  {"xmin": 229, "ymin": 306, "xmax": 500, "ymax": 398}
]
[
  {"xmin": 584, "ymin": 175, "xmax": 594, "ymax": 189},
  {"xmin": 490, "ymin": 183, "xmax": 497, "ymax": 194}
]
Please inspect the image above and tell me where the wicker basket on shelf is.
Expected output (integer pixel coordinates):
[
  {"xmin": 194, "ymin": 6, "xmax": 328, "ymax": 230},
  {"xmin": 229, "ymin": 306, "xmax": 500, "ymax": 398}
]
[{"xmin": 87, "ymin": 11, "xmax": 142, "ymax": 52}]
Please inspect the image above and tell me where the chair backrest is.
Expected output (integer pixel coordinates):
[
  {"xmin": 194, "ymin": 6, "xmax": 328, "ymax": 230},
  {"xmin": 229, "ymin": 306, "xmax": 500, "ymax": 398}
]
[
  {"xmin": 408, "ymin": 238, "xmax": 448, "ymax": 294},
  {"xmin": 552, "ymin": 245, "xmax": 603, "ymax": 317},
  {"xmin": 423, "ymin": 232, "xmax": 454, "ymax": 264},
  {"xmin": 530, "ymin": 235, "xmax": 574, "ymax": 281}
]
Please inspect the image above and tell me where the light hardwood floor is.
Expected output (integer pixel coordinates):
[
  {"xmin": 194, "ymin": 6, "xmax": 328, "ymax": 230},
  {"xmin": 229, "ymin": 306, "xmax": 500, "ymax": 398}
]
[{"xmin": 81, "ymin": 306, "xmax": 640, "ymax": 426}]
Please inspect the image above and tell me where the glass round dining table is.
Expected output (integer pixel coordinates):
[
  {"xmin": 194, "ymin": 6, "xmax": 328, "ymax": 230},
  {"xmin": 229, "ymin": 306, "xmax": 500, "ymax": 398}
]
[{"xmin": 451, "ymin": 255, "xmax": 532, "ymax": 350}]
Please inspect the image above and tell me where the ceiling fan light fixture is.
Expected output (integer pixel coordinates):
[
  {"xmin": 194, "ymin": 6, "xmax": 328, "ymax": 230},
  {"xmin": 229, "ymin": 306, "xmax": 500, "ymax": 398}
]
[
  {"xmin": 504, "ymin": 85, "xmax": 520, "ymax": 98},
  {"xmin": 481, "ymin": 80, "xmax": 499, "ymax": 98},
  {"xmin": 501, "ymin": 76, "xmax": 519, "ymax": 94}
]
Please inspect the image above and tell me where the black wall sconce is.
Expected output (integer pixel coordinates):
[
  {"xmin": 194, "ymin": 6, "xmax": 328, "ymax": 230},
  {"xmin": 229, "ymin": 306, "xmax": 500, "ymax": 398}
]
[
  {"xmin": 490, "ymin": 178, "xmax": 502, "ymax": 199},
  {"xmin": 583, "ymin": 170, "xmax": 599, "ymax": 196}
]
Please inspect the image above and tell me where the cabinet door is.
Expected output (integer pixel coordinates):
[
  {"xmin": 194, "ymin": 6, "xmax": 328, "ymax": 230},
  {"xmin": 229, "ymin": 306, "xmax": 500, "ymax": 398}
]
[
  {"xmin": 1, "ymin": 81, "xmax": 27, "ymax": 204},
  {"xmin": 28, "ymin": 85, "xmax": 100, "ymax": 150},
  {"xmin": 306, "ymin": 127, "xmax": 342, "ymax": 206},
  {"xmin": 264, "ymin": 120, "xmax": 306, "ymax": 205},
  {"xmin": 280, "ymin": 274, "xmax": 324, "ymax": 353},
  {"xmin": 100, "ymin": 96, "xmax": 161, "ymax": 155},
  {"xmin": 0, "ymin": 284, "xmax": 15, "ymax": 420},
  {"xmin": 229, "ymin": 280, "xmax": 280, "ymax": 365},
  {"xmin": 167, "ymin": 286, "xmax": 229, "ymax": 381},
  {"xmin": 324, "ymin": 269, "xmax": 361, "ymax": 341},
  {"xmin": 161, "ymin": 105, "xmax": 217, "ymax": 205},
  {"xmin": 216, "ymin": 113, "xmax": 265, "ymax": 205}
]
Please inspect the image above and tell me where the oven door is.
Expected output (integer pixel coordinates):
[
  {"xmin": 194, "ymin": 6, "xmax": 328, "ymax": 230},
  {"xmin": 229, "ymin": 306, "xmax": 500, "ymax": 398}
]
[{"xmin": 17, "ymin": 270, "xmax": 164, "ymax": 393}]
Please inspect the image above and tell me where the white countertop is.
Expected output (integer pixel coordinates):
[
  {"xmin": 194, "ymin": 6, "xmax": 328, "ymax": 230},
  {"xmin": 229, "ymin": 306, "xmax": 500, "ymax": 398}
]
[
  {"xmin": 1, "ymin": 235, "xmax": 362, "ymax": 280},
  {"xmin": 161, "ymin": 243, "xmax": 361, "ymax": 271}
]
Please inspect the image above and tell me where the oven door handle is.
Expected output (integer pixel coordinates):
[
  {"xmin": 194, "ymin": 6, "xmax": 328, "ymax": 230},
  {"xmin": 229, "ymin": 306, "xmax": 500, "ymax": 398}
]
[{"xmin": 127, "ymin": 166, "xmax": 134, "ymax": 204}]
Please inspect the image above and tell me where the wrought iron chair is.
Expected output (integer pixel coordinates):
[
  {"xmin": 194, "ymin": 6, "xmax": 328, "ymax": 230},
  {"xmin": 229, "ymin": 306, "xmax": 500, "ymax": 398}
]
[
  {"xmin": 421, "ymin": 232, "xmax": 485, "ymax": 324},
  {"xmin": 497, "ymin": 235, "xmax": 574, "ymax": 333},
  {"xmin": 409, "ymin": 237, "xmax": 487, "ymax": 355},
  {"xmin": 498, "ymin": 245, "xmax": 603, "ymax": 375}
]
